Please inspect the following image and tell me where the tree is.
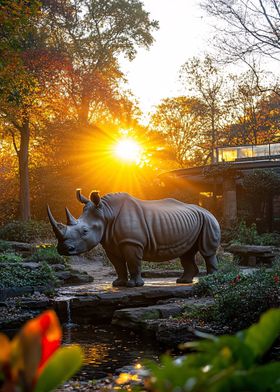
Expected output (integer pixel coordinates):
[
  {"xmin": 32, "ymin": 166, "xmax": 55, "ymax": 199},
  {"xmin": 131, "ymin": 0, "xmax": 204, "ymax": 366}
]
[
  {"xmin": 201, "ymin": 0, "xmax": 280, "ymax": 64},
  {"xmin": 225, "ymin": 70, "xmax": 265, "ymax": 145},
  {"xmin": 0, "ymin": 0, "xmax": 46, "ymax": 220},
  {"xmin": 151, "ymin": 96, "xmax": 208, "ymax": 167},
  {"xmin": 0, "ymin": 0, "xmax": 158, "ymax": 221},
  {"xmin": 256, "ymin": 91, "xmax": 280, "ymax": 142},
  {"xmin": 180, "ymin": 56, "xmax": 226, "ymax": 163},
  {"xmin": 221, "ymin": 70, "xmax": 280, "ymax": 146},
  {"xmin": 41, "ymin": 0, "xmax": 159, "ymax": 125}
]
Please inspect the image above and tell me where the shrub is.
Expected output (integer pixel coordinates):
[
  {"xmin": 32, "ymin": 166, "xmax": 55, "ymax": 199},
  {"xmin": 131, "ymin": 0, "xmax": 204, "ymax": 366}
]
[
  {"xmin": 193, "ymin": 266, "xmax": 280, "ymax": 331},
  {"xmin": 223, "ymin": 220, "xmax": 280, "ymax": 246},
  {"xmin": 0, "ymin": 261, "xmax": 58, "ymax": 288},
  {"xmin": 0, "ymin": 220, "xmax": 52, "ymax": 243},
  {"xmin": 259, "ymin": 232, "xmax": 280, "ymax": 246},
  {"xmin": 30, "ymin": 244, "xmax": 67, "ymax": 265}
]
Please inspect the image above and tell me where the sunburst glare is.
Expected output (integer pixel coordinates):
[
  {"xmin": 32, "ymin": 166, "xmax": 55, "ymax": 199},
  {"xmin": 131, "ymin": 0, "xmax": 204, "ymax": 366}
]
[{"xmin": 114, "ymin": 138, "xmax": 143, "ymax": 164}]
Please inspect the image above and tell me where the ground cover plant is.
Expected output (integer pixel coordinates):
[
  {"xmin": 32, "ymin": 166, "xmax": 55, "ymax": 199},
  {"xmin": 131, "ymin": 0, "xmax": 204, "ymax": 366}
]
[
  {"xmin": 30, "ymin": 244, "xmax": 68, "ymax": 265},
  {"xmin": 0, "ymin": 244, "xmax": 66, "ymax": 288},
  {"xmin": 0, "ymin": 261, "xmax": 58, "ymax": 288}
]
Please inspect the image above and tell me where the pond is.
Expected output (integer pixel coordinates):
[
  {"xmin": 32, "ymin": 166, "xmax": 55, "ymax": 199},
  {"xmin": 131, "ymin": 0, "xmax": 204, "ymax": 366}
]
[{"xmin": 63, "ymin": 324, "xmax": 164, "ymax": 380}]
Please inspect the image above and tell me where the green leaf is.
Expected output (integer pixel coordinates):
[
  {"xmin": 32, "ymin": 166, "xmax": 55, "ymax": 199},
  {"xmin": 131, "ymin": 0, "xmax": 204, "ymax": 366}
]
[
  {"xmin": 218, "ymin": 363, "xmax": 280, "ymax": 392},
  {"xmin": 241, "ymin": 309, "xmax": 280, "ymax": 358},
  {"xmin": 244, "ymin": 362, "xmax": 280, "ymax": 391},
  {"xmin": 34, "ymin": 345, "xmax": 83, "ymax": 392}
]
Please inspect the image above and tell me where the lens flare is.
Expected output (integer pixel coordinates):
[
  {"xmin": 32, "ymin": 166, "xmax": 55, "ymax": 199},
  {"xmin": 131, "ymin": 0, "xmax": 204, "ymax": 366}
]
[{"xmin": 114, "ymin": 138, "xmax": 142, "ymax": 164}]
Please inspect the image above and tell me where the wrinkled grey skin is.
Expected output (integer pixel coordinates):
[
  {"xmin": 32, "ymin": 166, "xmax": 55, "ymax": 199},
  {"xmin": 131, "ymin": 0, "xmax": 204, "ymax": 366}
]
[{"xmin": 48, "ymin": 190, "xmax": 221, "ymax": 287}]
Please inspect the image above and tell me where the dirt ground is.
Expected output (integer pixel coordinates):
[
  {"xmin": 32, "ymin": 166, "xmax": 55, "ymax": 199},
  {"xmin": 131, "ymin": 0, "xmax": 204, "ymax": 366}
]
[{"xmin": 69, "ymin": 254, "xmax": 114, "ymax": 283}]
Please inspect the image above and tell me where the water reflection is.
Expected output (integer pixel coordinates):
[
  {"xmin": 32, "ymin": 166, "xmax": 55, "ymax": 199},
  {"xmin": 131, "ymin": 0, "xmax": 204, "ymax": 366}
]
[{"xmin": 63, "ymin": 324, "xmax": 162, "ymax": 380}]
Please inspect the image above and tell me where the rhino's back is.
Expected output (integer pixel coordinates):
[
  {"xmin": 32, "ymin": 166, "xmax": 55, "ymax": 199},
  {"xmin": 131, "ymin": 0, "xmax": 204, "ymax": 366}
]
[{"xmin": 106, "ymin": 194, "xmax": 220, "ymax": 260}]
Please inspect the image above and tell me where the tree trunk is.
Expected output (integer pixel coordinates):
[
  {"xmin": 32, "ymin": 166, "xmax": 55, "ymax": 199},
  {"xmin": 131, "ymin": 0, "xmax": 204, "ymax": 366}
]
[
  {"xmin": 18, "ymin": 118, "xmax": 31, "ymax": 221},
  {"xmin": 78, "ymin": 82, "xmax": 90, "ymax": 125}
]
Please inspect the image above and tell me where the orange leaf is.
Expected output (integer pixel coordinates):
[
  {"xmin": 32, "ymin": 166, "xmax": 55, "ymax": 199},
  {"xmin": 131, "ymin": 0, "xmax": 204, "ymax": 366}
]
[
  {"xmin": 0, "ymin": 333, "xmax": 11, "ymax": 364},
  {"xmin": 10, "ymin": 310, "xmax": 62, "ymax": 388}
]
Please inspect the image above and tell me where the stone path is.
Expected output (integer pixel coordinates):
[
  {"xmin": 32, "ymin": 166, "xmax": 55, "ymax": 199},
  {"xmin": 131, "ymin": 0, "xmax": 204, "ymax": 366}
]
[{"xmin": 53, "ymin": 255, "xmax": 200, "ymax": 324}]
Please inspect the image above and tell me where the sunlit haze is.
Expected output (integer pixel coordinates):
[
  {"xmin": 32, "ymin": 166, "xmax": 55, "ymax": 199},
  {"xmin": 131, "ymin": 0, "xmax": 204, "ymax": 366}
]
[{"xmin": 120, "ymin": 0, "xmax": 212, "ymax": 117}]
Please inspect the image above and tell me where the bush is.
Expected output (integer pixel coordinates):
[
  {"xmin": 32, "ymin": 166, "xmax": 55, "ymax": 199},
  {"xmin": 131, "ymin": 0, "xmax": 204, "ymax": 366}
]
[
  {"xmin": 30, "ymin": 244, "xmax": 67, "ymax": 265},
  {"xmin": 223, "ymin": 220, "xmax": 280, "ymax": 246},
  {"xmin": 0, "ymin": 220, "xmax": 52, "ymax": 243},
  {"xmin": 0, "ymin": 261, "xmax": 58, "ymax": 288},
  {"xmin": 193, "ymin": 265, "xmax": 280, "ymax": 331}
]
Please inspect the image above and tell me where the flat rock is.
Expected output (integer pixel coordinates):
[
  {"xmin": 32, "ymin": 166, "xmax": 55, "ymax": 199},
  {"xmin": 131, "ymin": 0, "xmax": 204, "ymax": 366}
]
[
  {"xmin": 226, "ymin": 244, "xmax": 274, "ymax": 254},
  {"xmin": 112, "ymin": 303, "xmax": 184, "ymax": 329},
  {"xmin": 0, "ymin": 241, "xmax": 34, "ymax": 256},
  {"xmin": 111, "ymin": 297, "xmax": 215, "ymax": 333},
  {"xmin": 54, "ymin": 283, "xmax": 194, "ymax": 324}
]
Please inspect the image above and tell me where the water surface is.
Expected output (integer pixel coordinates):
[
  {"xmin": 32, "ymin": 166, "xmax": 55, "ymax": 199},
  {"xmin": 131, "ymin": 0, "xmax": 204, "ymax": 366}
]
[{"xmin": 63, "ymin": 324, "xmax": 164, "ymax": 380}]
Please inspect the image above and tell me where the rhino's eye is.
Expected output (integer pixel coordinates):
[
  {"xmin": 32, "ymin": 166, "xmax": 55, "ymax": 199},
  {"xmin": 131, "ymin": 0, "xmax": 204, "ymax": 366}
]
[{"xmin": 81, "ymin": 227, "xmax": 89, "ymax": 236}]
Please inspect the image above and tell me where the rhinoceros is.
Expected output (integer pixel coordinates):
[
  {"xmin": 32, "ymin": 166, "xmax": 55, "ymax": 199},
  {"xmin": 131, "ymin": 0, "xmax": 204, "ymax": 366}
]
[{"xmin": 47, "ymin": 190, "xmax": 220, "ymax": 287}]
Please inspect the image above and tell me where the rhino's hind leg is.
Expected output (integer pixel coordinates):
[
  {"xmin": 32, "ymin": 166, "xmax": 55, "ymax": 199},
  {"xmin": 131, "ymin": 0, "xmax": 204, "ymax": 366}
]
[
  {"xmin": 177, "ymin": 248, "xmax": 199, "ymax": 284},
  {"xmin": 121, "ymin": 244, "xmax": 144, "ymax": 287},
  {"xmin": 204, "ymin": 254, "xmax": 218, "ymax": 274},
  {"xmin": 106, "ymin": 251, "xmax": 128, "ymax": 287}
]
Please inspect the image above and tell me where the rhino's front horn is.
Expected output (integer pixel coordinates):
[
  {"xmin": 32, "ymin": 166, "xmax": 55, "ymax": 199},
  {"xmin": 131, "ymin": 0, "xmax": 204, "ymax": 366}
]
[
  {"xmin": 65, "ymin": 207, "xmax": 78, "ymax": 226},
  {"xmin": 47, "ymin": 205, "xmax": 66, "ymax": 240},
  {"xmin": 76, "ymin": 188, "xmax": 90, "ymax": 204}
]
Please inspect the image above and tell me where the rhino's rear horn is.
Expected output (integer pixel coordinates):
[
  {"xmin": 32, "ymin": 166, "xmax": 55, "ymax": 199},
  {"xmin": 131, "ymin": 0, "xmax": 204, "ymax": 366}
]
[
  {"xmin": 76, "ymin": 188, "xmax": 90, "ymax": 204},
  {"xmin": 47, "ymin": 206, "xmax": 66, "ymax": 240},
  {"xmin": 65, "ymin": 207, "xmax": 78, "ymax": 225}
]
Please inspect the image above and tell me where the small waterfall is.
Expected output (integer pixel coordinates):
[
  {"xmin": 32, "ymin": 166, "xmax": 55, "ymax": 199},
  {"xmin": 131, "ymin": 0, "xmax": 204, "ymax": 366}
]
[
  {"xmin": 64, "ymin": 298, "xmax": 76, "ymax": 344},
  {"xmin": 66, "ymin": 299, "xmax": 72, "ymax": 326}
]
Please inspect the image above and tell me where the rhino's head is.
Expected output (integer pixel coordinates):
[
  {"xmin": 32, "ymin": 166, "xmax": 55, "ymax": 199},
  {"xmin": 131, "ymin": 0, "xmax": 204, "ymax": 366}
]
[{"xmin": 47, "ymin": 189, "xmax": 105, "ymax": 256}]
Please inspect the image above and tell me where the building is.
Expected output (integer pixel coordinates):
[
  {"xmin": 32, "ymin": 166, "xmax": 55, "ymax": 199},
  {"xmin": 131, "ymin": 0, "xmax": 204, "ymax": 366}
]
[{"xmin": 160, "ymin": 142, "xmax": 280, "ymax": 230}]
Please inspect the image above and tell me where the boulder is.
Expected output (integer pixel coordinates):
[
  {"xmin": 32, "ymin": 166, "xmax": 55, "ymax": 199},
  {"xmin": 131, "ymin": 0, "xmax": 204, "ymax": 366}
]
[
  {"xmin": 112, "ymin": 302, "xmax": 185, "ymax": 330},
  {"xmin": 0, "ymin": 241, "xmax": 34, "ymax": 256}
]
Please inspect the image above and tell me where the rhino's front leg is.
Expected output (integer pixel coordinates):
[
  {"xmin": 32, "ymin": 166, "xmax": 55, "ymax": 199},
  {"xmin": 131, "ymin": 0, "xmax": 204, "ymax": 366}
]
[
  {"xmin": 106, "ymin": 251, "xmax": 128, "ymax": 287},
  {"xmin": 121, "ymin": 244, "xmax": 144, "ymax": 287}
]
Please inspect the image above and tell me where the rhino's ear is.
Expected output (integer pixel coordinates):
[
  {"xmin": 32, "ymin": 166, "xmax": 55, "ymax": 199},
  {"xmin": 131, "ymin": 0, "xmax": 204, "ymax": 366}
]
[
  {"xmin": 76, "ymin": 188, "xmax": 90, "ymax": 204},
  {"xmin": 90, "ymin": 190, "xmax": 101, "ymax": 207}
]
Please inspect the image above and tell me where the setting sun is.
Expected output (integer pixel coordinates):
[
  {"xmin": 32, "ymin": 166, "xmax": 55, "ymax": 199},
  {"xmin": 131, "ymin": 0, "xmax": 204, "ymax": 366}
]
[{"xmin": 114, "ymin": 138, "xmax": 143, "ymax": 164}]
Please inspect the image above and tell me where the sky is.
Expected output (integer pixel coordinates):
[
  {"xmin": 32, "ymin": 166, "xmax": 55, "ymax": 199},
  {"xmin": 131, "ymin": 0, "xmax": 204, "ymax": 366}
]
[{"xmin": 120, "ymin": 0, "xmax": 212, "ymax": 117}]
